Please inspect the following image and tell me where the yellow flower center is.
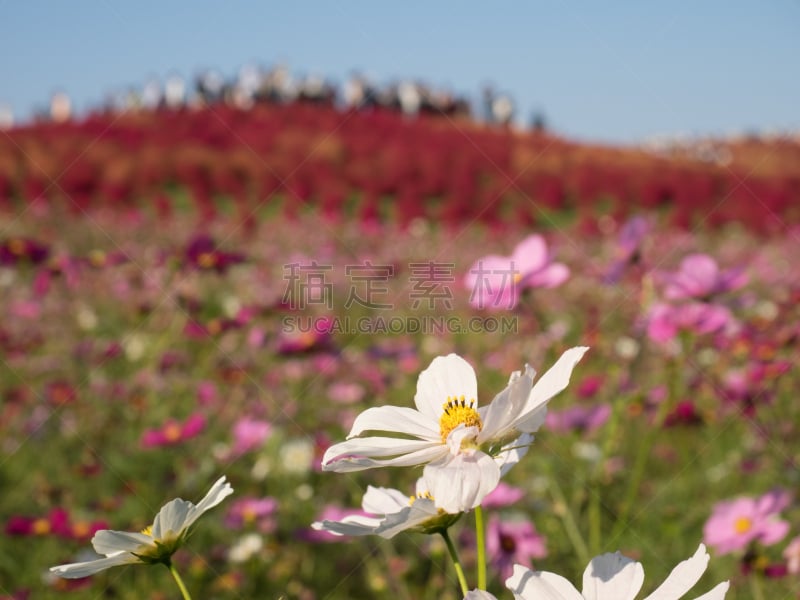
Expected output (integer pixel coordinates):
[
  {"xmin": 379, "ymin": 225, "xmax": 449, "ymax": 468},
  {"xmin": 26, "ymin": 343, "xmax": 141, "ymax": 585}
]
[
  {"xmin": 72, "ymin": 521, "xmax": 90, "ymax": 538},
  {"xmin": 242, "ymin": 506, "xmax": 257, "ymax": 523},
  {"xmin": 88, "ymin": 249, "xmax": 107, "ymax": 267},
  {"xmin": 439, "ymin": 395, "xmax": 482, "ymax": 443},
  {"xmin": 206, "ymin": 318, "xmax": 222, "ymax": 336},
  {"xmin": 408, "ymin": 491, "xmax": 434, "ymax": 505},
  {"xmin": 163, "ymin": 422, "xmax": 182, "ymax": 442},
  {"xmin": 734, "ymin": 516, "xmax": 752, "ymax": 534},
  {"xmin": 32, "ymin": 518, "xmax": 50, "ymax": 535},
  {"xmin": 141, "ymin": 525, "xmax": 153, "ymax": 536},
  {"xmin": 8, "ymin": 238, "xmax": 25, "ymax": 255},
  {"xmin": 513, "ymin": 271, "xmax": 523, "ymax": 284},
  {"xmin": 197, "ymin": 252, "xmax": 218, "ymax": 269}
]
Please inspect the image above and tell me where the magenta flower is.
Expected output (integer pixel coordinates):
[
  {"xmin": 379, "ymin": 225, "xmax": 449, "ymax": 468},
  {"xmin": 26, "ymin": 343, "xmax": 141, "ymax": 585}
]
[
  {"xmin": 465, "ymin": 234, "xmax": 569, "ymax": 310},
  {"xmin": 277, "ymin": 317, "xmax": 334, "ymax": 354},
  {"xmin": 140, "ymin": 413, "xmax": 206, "ymax": 448},
  {"xmin": 0, "ymin": 237, "xmax": 49, "ymax": 266},
  {"xmin": 703, "ymin": 489, "xmax": 791, "ymax": 554},
  {"xmin": 6, "ymin": 508, "xmax": 71, "ymax": 537},
  {"xmin": 230, "ymin": 417, "xmax": 272, "ymax": 456},
  {"xmin": 183, "ymin": 234, "xmax": 245, "ymax": 273},
  {"xmin": 663, "ymin": 400, "xmax": 703, "ymax": 427},
  {"xmin": 486, "ymin": 514, "xmax": 547, "ymax": 580},
  {"xmin": 225, "ymin": 497, "xmax": 278, "ymax": 533},
  {"xmin": 545, "ymin": 403, "xmax": 611, "ymax": 433},
  {"xmin": 660, "ymin": 253, "xmax": 746, "ymax": 301},
  {"xmin": 45, "ymin": 380, "xmax": 78, "ymax": 406}
]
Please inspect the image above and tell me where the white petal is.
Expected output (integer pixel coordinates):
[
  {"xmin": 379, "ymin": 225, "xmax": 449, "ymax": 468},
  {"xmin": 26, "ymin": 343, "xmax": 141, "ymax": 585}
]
[
  {"xmin": 423, "ymin": 451, "xmax": 500, "ymax": 513},
  {"xmin": 181, "ymin": 475, "xmax": 234, "ymax": 532},
  {"xmin": 322, "ymin": 444, "xmax": 448, "ymax": 473},
  {"xmin": 479, "ymin": 365, "xmax": 536, "ymax": 443},
  {"xmin": 153, "ymin": 476, "xmax": 233, "ymax": 539},
  {"xmin": 415, "ymin": 354, "xmax": 478, "ymax": 421},
  {"xmin": 506, "ymin": 564, "xmax": 583, "ymax": 600},
  {"xmin": 465, "ymin": 590, "xmax": 500, "ymax": 600},
  {"xmin": 515, "ymin": 405, "xmax": 547, "ymax": 436},
  {"xmin": 312, "ymin": 514, "xmax": 384, "ymax": 536},
  {"xmin": 346, "ymin": 406, "xmax": 440, "ymax": 440},
  {"xmin": 91, "ymin": 530, "xmax": 153, "ymax": 556},
  {"xmin": 50, "ymin": 552, "xmax": 140, "ymax": 578},
  {"xmin": 643, "ymin": 544, "xmax": 710, "ymax": 600},
  {"xmin": 322, "ymin": 436, "xmax": 444, "ymax": 470},
  {"xmin": 495, "ymin": 433, "xmax": 534, "ymax": 476},
  {"xmin": 362, "ymin": 485, "xmax": 412, "ymax": 515},
  {"xmin": 373, "ymin": 499, "xmax": 441, "ymax": 538},
  {"xmin": 692, "ymin": 581, "xmax": 730, "ymax": 600},
  {"xmin": 582, "ymin": 552, "xmax": 644, "ymax": 600},
  {"xmin": 518, "ymin": 347, "xmax": 589, "ymax": 432},
  {"xmin": 152, "ymin": 498, "xmax": 193, "ymax": 539}
]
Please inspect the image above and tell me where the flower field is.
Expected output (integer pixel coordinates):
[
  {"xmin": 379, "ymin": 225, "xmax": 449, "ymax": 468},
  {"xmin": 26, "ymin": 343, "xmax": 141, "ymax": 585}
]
[{"xmin": 1, "ymin": 105, "xmax": 799, "ymax": 599}]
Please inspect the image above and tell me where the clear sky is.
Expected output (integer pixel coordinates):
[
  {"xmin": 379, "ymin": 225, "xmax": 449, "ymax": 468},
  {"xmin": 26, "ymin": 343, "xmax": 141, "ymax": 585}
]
[{"xmin": 1, "ymin": 1, "xmax": 798, "ymax": 143}]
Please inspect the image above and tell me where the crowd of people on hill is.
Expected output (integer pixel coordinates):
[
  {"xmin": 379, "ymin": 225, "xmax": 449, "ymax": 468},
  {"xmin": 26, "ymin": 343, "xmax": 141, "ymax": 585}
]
[{"xmin": 3, "ymin": 63, "xmax": 541, "ymax": 131}]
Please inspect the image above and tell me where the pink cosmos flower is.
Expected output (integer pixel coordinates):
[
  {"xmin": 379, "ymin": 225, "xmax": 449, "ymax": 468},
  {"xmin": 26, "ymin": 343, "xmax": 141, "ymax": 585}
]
[
  {"xmin": 486, "ymin": 515, "xmax": 547, "ymax": 580},
  {"xmin": 140, "ymin": 413, "xmax": 206, "ymax": 448},
  {"xmin": 482, "ymin": 482, "xmax": 525, "ymax": 509},
  {"xmin": 230, "ymin": 417, "xmax": 272, "ymax": 456},
  {"xmin": 328, "ymin": 381, "xmax": 366, "ymax": 405},
  {"xmin": 660, "ymin": 253, "xmax": 746, "ymax": 301},
  {"xmin": 196, "ymin": 381, "xmax": 218, "ymax": 406},
  {"xmin": 545, "ymin": 403, "xmax": 611, "ymax": 433},
  {"xmin": 783, "ymin": 535, "xmax": 800, "ymax": 574},
  {"xmin": 465, "ymin": 234, "xmax": 569, "ymax": 311},
  {"xmin": 225, "ymin": 497, "xmax": 278, "ymax": 533},
  {"xmin": 703, "ymin": 489, "xmax": 791, "ymax": 554},
  {"xmin": 9, "ymin": 300, "xmax": 41, "ymax": 320},
  {"xmin": 604, "ymin": 215, "xmax": 651, "ymax": 284},
  {"xmin": 646, "ymin": 301, "xmax": 733, "ymax": 343}
]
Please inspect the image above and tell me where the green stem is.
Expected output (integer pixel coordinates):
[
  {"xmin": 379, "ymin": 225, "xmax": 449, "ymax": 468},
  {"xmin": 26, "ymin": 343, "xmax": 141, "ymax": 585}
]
[
  {"xmin": 610, "ymin": 358, "xmax": 675, "ymax": 543},
  {"xmin": 749, "ymin": 573, "xmax": 765, "ymax": 600},
  {"xmin": 587, "ymin": 487, "xmax": 601, "ymax": 556},
  {"xmin": 548, "ymin": 477, "xmax": 590, "ymax": 567},
  {"xmin": 440, "ymin": 530, "xmax": 469, "ymax": 597},
  {"xmin": 168, "ymin": 563, "xmax": 193, "ymax": 600},
  {"xmin": 474, "ymin": 506, "xmax": 487, "ymax": 591}
]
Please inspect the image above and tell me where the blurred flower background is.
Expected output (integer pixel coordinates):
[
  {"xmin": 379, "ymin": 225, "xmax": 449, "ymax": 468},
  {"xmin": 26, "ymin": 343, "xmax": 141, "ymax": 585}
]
[{"xmin": 1, "ymin": 3, "xmax": 799, "ymax": 599}]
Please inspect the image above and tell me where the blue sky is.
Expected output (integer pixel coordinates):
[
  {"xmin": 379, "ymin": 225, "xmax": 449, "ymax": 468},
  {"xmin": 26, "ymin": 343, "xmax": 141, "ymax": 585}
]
[{"xmin": 1, "ymin": 1, "xmax": 798, "ymax": 143}]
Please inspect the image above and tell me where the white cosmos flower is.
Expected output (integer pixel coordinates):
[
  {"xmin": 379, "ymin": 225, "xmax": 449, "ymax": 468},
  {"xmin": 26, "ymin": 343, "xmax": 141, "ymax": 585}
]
[
  {"xmin": 50, "ymin": 476, "xmax": 233, "ymax": 578},
  {"xmin": 312, "ymin": 479, "xmax": 461, "ymax": 539},
  {"xmin": 465, "ymin": 591, "xmax": 499, "ymax": 600},
  {"xmin": 505, "ymin": 543, "xmax": 729, "ymax": 600},
  {"xmin": 322, "ymin": 347, "xmax": 588, "ymax": 513}
]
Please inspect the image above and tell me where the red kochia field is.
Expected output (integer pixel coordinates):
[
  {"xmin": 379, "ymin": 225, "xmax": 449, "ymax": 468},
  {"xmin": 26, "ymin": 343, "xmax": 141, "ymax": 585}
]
[
  {"xmin": 2, "ymin": 102, "xmax": 799, "ymax": 231},
  {"xmin": 0, "ymin": 103, "xmax": 798, "ymax": 599}
]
